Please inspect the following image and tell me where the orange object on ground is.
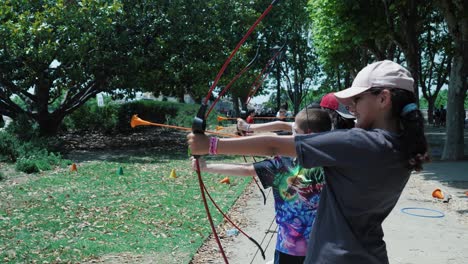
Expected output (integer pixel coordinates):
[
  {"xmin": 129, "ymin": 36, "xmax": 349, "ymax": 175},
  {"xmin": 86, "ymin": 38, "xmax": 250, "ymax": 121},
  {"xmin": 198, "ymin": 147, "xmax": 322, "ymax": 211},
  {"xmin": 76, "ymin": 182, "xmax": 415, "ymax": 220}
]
[
  {"xmin": 70, "ymin": 163, "xmax": 77, "ymax": 172},
  {"xmin": 432, "ymin": 188, "xmax": 444, "ymax": 199},
  {"xmin": 220, "ymin": 177, "xmax": 230, "ymax": 184}
]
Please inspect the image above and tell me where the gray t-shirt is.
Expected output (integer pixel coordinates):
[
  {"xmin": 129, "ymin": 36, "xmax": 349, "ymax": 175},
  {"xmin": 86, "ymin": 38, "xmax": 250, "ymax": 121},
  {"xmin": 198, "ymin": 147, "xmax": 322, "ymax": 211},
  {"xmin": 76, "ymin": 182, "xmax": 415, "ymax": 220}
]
[{"xmin": 295, "ymin": 128, "xmax": 410, "ymax": 264}]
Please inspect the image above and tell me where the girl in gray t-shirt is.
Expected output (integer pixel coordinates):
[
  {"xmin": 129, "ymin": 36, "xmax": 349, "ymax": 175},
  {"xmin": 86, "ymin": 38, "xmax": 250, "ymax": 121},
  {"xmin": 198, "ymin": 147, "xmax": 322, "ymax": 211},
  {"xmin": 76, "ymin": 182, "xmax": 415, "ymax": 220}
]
[{"xmin": 188, "ymin": 60, "xmax": 429, "ymax": 264}]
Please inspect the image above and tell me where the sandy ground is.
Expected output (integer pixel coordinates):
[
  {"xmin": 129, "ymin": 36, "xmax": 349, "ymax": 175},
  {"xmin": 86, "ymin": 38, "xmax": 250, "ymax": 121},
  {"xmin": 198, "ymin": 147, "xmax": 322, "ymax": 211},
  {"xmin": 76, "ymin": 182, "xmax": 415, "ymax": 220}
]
[{"xmin": 190, "ymin": 161, "xmax": 468, "ymax": 264}]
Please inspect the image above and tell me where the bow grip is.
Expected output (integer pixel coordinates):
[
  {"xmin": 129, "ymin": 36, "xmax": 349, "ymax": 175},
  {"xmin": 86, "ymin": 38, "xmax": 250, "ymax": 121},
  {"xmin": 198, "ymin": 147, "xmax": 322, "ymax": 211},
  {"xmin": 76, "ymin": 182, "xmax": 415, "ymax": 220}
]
[
  {"xmin": 192, "ymin": 104, "xmax": 207, "ymax": 158},
  {"xmin": 192, "ymin": 103, "xmax": 207, "ymax": 134}
]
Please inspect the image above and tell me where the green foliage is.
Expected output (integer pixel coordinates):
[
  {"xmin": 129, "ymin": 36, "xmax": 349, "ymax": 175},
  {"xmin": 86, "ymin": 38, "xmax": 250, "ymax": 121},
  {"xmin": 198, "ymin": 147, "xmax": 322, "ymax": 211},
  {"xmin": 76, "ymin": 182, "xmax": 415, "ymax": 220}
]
[
  {"xmin": 63, "ymin": 98, "xmax": 119, "ymax": 133},
  {"xmin": 13, "ymin": 145, "xmax": 70, "ymax": 174},
  {"xmin": 0, "ymin": 128, "xmax": 70, "ymax": 174},
  {"xmin": 0, "ymin": 170, "xmax": 4, "ymax": 181},
  {"xmin": 15, "ymin": 157, "xmax": 40, "ymax": 174},
  {"xmin": 63, "ymin": 99, "xmax": 222, "ymax": 133},
  {"xmin": 5, "ymin": 114, "xmax": 39, "ymax": 141},
  {"xmin": 117, "ymin": 100, "xmax": 179, "ymax": 132},
  {"xmin": 0, "ymin": 131, "xmax": 19, "ymax": 162}
]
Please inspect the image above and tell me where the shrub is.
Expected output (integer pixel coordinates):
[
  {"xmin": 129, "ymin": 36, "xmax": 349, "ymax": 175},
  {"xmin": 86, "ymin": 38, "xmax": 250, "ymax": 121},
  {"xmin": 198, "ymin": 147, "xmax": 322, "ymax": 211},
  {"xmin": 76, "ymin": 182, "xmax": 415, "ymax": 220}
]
[
  {"xmin": 0, "ymin": 131, "xmax": 19, "ymax": 162},
  {"xmin": 116, "ymin": 100, "xmax": 178, "ymax": 132},
  {"xmin": 5, "ymin": 114, "xmax": 39, "ymax": 141},
  {"xmin": 0, "ymin": 129, "xmax": 70, "ymax": 173},
  {"xmin": 64, "ymin": 99, "xmax": 222, "ymax": 133},
  {"xmin": 0, "ymin": 170, "xmax": 5, "ymax": 181},
  {"xmin": 15, "ymin": 157, "xmax": 40, "ymax": 174},
  {"xmin": 63, "ymin": 98, "xmax": 119, "ymax": 134}
]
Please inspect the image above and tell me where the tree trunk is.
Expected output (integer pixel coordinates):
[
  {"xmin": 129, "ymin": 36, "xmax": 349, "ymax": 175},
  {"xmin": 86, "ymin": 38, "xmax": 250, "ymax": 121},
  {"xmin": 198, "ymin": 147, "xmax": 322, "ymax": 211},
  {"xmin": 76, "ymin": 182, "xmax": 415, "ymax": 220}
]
[
  {"xmin": 438, "ymin": 0, "xmax": 468, "ymax": 160},
  {"xmin": 427, "ymin": 98, "xmax": 435, "ymax": 124},
  {"xmin": 232, "ymin": 95, "xmax": 240, "ymax": 117},
  {"xmin": 276, "ymin": 61, "xmax": 281, "ymax": 111},
  {"xmin": 442, "ymin": 55, "xmax": 467, "ymax": 160},
  {"xmin": 36, "ymin": 113, "xmax": 64, "ymax": 136}
]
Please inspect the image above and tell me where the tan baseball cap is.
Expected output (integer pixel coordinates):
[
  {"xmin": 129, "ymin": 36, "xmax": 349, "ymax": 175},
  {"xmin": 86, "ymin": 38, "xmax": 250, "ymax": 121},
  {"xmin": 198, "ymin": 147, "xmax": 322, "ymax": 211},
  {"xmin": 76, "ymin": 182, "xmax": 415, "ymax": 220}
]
[{"xmin": 335, "ymin": 60, "xmax": 414, "ymax": 105}]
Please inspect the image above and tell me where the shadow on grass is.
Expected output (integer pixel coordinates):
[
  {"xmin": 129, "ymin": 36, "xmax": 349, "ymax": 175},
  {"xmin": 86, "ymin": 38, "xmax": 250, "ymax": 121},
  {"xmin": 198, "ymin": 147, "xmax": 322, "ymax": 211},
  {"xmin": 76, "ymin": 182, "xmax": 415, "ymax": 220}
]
[
  {"xmin": 64, "ymin": 148, "xmax": 248, "ymax": 164},
  {"xmin": 418, "ymin": 161, "xmax": 468, "ymax": 190}
]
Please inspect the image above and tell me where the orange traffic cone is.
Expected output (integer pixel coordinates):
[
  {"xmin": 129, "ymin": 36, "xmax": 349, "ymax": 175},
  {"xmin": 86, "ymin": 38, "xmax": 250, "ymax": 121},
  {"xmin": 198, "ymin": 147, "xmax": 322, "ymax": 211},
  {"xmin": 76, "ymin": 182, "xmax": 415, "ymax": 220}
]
[
  {"xmin": 70, "ymin": 163, "xmax": 77, "ymax": 172},
  {"xmin": 170, "ymin": 169, "xmax": 177, "ymax": 178},
  {"xmin": 220, "ymin": 177, "xmax": 230, "ymax": 184},
  {"xmin": 432, "ymin": 188, "xmax": 444, "ymax": 199}
]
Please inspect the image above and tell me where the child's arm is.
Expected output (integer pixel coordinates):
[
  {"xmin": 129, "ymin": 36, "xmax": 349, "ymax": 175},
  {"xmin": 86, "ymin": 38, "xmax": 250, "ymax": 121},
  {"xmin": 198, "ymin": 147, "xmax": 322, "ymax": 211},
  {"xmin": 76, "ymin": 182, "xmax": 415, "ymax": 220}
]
[
  {"xmin": 191, "ymin": 157, "xmax": 256, "ymax": 176},
  {"xmin": 188, "ymin": 133, "xmax": 296, "ymax": 157},
  {"xmin": 237, "ymin": 118, "xmax": 293, "ymax": 133}
]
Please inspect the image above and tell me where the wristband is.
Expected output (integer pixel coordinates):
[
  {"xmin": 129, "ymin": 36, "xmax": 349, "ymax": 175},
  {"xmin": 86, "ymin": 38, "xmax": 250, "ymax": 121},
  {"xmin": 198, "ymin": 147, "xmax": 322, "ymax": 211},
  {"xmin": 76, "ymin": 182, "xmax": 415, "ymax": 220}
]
[{"xmin": 209, "ymin": 137, "xmax": 219, "ymax": 155}]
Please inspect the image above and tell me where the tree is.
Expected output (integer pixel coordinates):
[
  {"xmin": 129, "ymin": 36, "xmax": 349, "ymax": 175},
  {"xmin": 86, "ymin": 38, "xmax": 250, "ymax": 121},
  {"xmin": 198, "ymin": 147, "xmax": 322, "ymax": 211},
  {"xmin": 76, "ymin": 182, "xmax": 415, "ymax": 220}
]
[
  {"xmin": 0, "ymin": 0, "xmax": 166, "ymax": 136},
  {"xmin": 419, "ymin": 10, "xmax": 452, "ymax": 124},
  {"xmin": 308, "ymin": 0, "xmax": 401, "ymax": 96},
  {"xmin": 436, "ymin": 0, "xmax": 468, "ymax": 160}
]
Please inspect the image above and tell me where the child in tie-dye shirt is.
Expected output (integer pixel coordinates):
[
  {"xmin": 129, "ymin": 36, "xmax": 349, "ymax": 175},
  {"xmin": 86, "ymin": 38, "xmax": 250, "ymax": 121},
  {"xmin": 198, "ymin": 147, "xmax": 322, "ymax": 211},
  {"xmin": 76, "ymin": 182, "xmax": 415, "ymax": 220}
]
[{"xmin": 191, "ymin": 108, "xmax": 331, "ymax": 264}]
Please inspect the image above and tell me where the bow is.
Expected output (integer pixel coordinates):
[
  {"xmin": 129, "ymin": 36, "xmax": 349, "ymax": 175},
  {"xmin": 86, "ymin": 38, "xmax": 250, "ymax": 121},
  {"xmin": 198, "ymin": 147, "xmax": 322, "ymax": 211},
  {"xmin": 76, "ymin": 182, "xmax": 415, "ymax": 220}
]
[
  {"xmin": 246, "ymin": 40, "xmax": 287, "ymax": 105},
  {"xmin": 192, "ymin": 1, "xmax": 280, "ymax": 262}
]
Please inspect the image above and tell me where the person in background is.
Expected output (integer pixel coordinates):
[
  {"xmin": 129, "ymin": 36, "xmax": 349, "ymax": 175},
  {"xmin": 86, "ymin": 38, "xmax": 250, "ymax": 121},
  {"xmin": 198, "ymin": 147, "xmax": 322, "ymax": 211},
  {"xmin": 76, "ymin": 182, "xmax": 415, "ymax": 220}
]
[
  {"xmin": 319, "ymin": 93, "xmax": 355, "ymax": 129},
  {"xmin": 246, "ymin": 109, "xmax": 256, "ymax": 124}
]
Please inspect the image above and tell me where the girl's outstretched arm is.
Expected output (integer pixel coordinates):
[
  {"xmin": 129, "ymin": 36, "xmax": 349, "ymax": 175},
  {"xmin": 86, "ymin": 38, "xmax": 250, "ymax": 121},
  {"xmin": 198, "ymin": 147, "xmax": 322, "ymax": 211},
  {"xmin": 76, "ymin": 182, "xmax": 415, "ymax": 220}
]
[
  {"xmin": 237, "ymin": 118, "xmax": 293, "ymax": 133},
  {"xmin": 187, "ymin": 133, "xmax": 296, "ymax": 157},
  {"xmin": 190, "ymin": 157, "xmax": 256, "ymax": 176}
]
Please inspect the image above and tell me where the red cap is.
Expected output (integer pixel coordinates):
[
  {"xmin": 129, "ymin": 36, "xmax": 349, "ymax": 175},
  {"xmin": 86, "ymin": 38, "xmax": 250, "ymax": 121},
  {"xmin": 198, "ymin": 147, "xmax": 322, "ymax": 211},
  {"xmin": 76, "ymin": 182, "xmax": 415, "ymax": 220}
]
[
  {"xmin": 320, "ymin": 93, "xmax": 339, "ymax": 110},
  {"xmin": 320, "ymin": 93, "xmax": 355, "ymax": 119}
]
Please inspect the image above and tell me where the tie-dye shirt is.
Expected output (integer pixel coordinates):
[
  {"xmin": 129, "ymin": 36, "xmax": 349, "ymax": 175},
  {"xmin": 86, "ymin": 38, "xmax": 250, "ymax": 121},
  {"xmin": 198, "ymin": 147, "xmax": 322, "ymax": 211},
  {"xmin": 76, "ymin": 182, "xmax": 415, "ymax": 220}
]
[{"xmin": 254, "ymin": 156, "xmax": 324, "ymax": 257}]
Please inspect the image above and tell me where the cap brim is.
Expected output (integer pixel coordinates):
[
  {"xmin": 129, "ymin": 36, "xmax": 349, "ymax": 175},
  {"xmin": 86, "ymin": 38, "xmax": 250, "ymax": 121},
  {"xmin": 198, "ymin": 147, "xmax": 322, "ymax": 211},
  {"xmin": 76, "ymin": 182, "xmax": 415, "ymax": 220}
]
[
  {"xmin": 334, "ymin": 86, "xmax": 371, "ymax": 106},
  {"xmin": 335, "ymin": 102, "xmax": 355, "ymax": 119}
]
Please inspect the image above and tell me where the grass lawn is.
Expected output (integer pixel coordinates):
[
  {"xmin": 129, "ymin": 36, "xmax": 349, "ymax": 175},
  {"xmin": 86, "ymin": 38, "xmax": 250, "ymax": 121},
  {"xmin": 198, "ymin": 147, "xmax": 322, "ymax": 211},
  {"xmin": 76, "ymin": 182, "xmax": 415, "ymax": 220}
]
[{"xmin": 0, "ymin": 152, "xmax": 251, "ymax": 263}]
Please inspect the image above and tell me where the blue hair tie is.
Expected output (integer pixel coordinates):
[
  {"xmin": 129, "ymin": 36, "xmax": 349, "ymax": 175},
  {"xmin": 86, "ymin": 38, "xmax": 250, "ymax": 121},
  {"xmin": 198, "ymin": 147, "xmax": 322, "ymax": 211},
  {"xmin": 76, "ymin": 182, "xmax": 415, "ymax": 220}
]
[{"xmin": 401, "ymin": 103, "xmax": 418, "ymax": 116}]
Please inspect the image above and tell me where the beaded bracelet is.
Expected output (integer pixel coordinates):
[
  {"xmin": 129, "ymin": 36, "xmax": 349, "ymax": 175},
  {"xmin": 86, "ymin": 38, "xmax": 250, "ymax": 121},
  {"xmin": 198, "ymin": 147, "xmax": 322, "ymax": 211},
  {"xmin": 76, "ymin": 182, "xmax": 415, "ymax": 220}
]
[{"xmin": 209, "ymin": 137, "xmax": 219, "ymax": 155}]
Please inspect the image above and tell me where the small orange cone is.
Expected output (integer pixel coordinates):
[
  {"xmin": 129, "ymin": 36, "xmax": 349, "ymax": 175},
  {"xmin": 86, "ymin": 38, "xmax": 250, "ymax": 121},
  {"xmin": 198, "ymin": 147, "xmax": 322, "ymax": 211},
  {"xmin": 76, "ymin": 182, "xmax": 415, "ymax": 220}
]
[
  {"xmin": 432, "ymin": 188, "xmax": 444, "ymax": 199},
  {"xmin": 170, "ymin": 169, "xmax": 177, "ymax": 178},
  {"xmin": 70, "ymin": 163, "xmax": 77, "ymax": 172},
  {"xmin": 220, "ymin": 177, "xmax": 230, "ymax": 184}
]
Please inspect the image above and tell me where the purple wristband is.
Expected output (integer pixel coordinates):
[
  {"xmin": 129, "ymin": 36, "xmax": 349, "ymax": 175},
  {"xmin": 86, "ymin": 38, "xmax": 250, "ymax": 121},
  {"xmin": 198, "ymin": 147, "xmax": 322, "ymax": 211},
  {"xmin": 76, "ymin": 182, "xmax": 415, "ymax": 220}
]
[{"xmin": 209, "ymin": 137, "xmax": 219, "ymax": 155}]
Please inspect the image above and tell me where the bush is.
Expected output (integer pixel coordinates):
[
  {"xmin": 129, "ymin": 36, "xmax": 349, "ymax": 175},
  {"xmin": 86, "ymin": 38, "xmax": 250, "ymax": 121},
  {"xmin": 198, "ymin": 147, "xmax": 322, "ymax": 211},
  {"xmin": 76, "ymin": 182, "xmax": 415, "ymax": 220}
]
[
  {"xmin": 116, "ymin": 100, "xmax": 178, "ymax": 132},
  {"xmin": 63, "ymin": 99, "xmax": 222, "ymax": 133},
  {"xmin": 0, "ymin": 129, "xmax": 70, "ymax": 173},
  {"xmin": 14, "ymin": 149, "xmax": 70, "ymax": 174},
  {"xmin": 0, "ymin": 170, "xmax": 5, "ymax": 181},
  {"xmin": 63, "ymin": 98, "xmax": 119, "ymax": 134},
  {"xmin": 5, "ymin": 114, "xmax": 39, "ymax": 141},
  {"xmin": 15, "ymin": 157, "xmax": 40, "ymax": 174},
  {"xmin": 0, "ymin": 131, "xmax": 19, "ymax": 162}
]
